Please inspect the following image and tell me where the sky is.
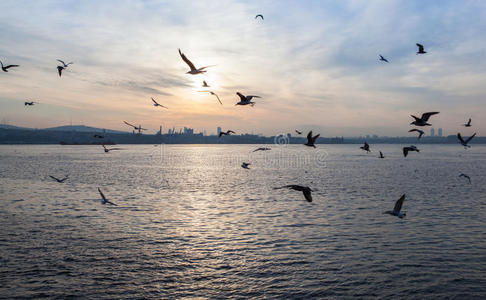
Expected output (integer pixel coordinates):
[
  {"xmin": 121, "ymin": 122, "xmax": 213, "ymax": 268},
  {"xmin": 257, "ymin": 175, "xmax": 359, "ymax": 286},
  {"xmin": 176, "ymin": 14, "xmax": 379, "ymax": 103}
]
[{"xmin": 0, "ymin": 0, "xmax": 485, "ymax": 137}]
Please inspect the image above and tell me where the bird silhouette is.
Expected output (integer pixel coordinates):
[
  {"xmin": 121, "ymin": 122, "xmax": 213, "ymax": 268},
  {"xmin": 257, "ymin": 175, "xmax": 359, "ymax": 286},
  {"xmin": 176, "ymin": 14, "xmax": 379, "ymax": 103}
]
[
  {"xmin": 274, "ymin": 185, "xmax": 313, "ymax": 202},
  {"xmin": 457, "ymin": 133, "xmax": 476, "ymax": 148},
  {"xmin": 49, "ymin": 175, "xmax": 69, "ymax": 183},
  {"xmin": 410, "ymin": 112, "xmax": 439, "ymax": 126},
  {"xmin": 178, "ymin": 48, "xmax": 214, "ymax": 75},
  {"xmin": 255, "ymin": 14, "xmax": 264, "ymax": 20},
  {"xmin": 416, "ymin": 43, "xmax": 427, "ymax": 54},
  {"xmin": 98, "ymin": 188, "xmax": 117, "ymax": 205},
  {"xmin": 403, "ymin": 145, "xmax": 419, "ymax": 157},
  {"xmin": 360, "ymin": 142, "xmax": 370, "ymax": 152},
  {"xmin": 383, "ymin": 194, "xmax": 406, "ymax": 218},
  {"xmin": 409, "ymin": 128, "xmax": 425, "ymax": 139},
  {"xmin": 463, "ymin": 118, "xmax": 472, "ymax": 127},
  {"xmin": 459, "ymin": 173, "xmax": 471, "ymax": 184},
  {"xmin": 304, "ymin": 131, "xmax": 320, "ymax": 148},
  {"xmin": 0, "ymin": 60, "xmax": 19, "ymax": 72},
  {"xmin": 379, "ymin": 55, "xmax": 389, "ymax": 63},
  {"xmin": 219, "ymin": 130, "xmax": 235, "ymax": 138}
]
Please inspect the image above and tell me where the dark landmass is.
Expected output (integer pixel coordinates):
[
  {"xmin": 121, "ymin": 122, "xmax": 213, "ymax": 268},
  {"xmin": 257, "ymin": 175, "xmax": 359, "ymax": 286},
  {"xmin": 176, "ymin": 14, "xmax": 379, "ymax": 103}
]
[{"xmin": 0, "ymin": 125, "xmax": 483, "ymax": 145}]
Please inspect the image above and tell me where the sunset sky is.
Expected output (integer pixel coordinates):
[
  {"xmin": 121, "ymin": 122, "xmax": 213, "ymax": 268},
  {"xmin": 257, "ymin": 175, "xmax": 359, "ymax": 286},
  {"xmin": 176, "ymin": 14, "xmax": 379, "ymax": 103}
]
[{"xmin": 0, "ymin": 0, "xmax": 485, "ymax": 136}]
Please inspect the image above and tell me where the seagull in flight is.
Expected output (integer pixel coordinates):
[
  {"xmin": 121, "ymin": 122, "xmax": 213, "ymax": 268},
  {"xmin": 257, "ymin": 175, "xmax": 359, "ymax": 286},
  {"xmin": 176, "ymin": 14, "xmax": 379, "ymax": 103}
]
[
  {"xmin": 457, "ymin": 132, "xmax": 476, "ymax": 148},
  {"xmin": 459, "ymin": 173, "xmax": 471, "ymax": 184},
  {"xmin": 199, "ymin": 91, "xmax": 222, "ymax": 105},
  {"xmin": 235, "ymin": 92, "xmax": 261, "ymax": 106},
  {"xmin": 123, "ymin": 121, "xmax": 147, "ymax": 133},
  {"xmin": 57, "ymin": 65, "xmax": 65, "ymax": 77},
  {"xmin": 102, "ymin": 145, "xmax": 123, "ymax": 153},
  {"xmin": 304, "ymin": 131, "xmax": 320, "ymax": 148},
  {"xmin": 253, "ymin": 147, "xmax": 271, "ymax": 152},
  {"xmin": 295, "ymin": 130, "xmax": 302, "ymax": 135},
  {"xmin": 0, "ymin": 60, "xmax": 19, "ymax": 72},
  {"xmin": 416, "ymin": 43, "xmax": 427, "ymax": 54},
  {"xmin": 219, "ymin": 130, "xmax": 235, "ymax": 138},
  {"xmin": 57, "ymin": 59, "xmax": 73, "ymax": 68},
  {"xmin": 255, "ymin": 14, "xmax": 264, "ymax": 20},
  {"xmin": 202, "ymin": 81, "xmax": 210, "ymax": 87},
  {"xmin": 379, "ymin": 55, "xmax": 389, "ymax": 63},
  {"xmin": 24, "ymin": 101, "xmax": 36, "ymax": 106},
  {"xmin": 410, "ymin": 112, "xmax": 439, "ymax": 126},
  {"xmin": 178, "ymin": 48, "xmax": 214, "ymax": 75},
  {"xmin": 409, "ymin": 129, "xmax": 425, "ymax": 139},
  {"xmin": 403, "ymin": 145, "xmax": 419, "ymax": 157},
  {"xmin": 241, "ymin": 162, "xmax": 251, "ymax": 169},
  {"xmin": 151, "ymin": 97, "xmax": 168, "ymax": 109},
  {"xmin": 383, "ymin": 194, "xmax": 406, "ymax": 218},
  {"xmin": 379, "ymin": 151, "xmax": 385, "ymax": 159},
  {"xmin": 274, "ymin": 185, "xmax": 313, "ymax": 202},
  {"xmin": 49, "ymin": 175, "xmax": 69, "ymax": 183},
  {"xmin": 463, "ymin": 118, "xmax": 472, "ymax": 127},
  {"xmin": 98, "ymin": 188, "xmax": 117, "ymax": 206},
  {"xmin": 360, "ymin": 142, "xmax": 370, "ymax": 152}
]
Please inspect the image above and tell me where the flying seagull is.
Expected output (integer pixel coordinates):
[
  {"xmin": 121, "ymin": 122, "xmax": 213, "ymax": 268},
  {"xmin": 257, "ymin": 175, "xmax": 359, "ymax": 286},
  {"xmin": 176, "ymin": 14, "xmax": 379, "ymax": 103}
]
[
  {"xmin": 295, "ymin": 130, "xmax": 302, "ymax": 135},
  {"xmin": 57, "ymin": 59, "xmax": 73, "ymax": 68},
  {"xmin": 102, "ymin": 145, "xmax": 123, "ymax": 153},
  {"xmin": 383, "ymin": 194, "xmax": 406, "ymax": 218},
  {"xmin": 24, "ymin": 101, "xmax": 36, "ymax": 106},
  {"xmin": 403, "ymin": 145, "xmax": 419, "ymax": 157},
  {"xmin": 379, "ymin": 151, "xmax": 385, "ymax": 159},
  {"xmin": 459, "ymin": 173, "xmax": 471, "ymax": 184},
  {"xmin": 235, "ymin": 92, "xmax": 261, "ymax": 106},
  {"xmin": 178, "ymin": 48, "xmax": 214, "ymax": 75},
  {"xmin": 123, "ymin": 121, "xmax": 147, "ymax": 134},
  {"xmin": 57, "ymin": 65, "xmax": 65, "ymax": 77},
  {"xmin": 98, "ymin": 188, "xmax": 117, "ymax": 206},
  {"xmin": 379, "ymin": 55, "xmax": 389, "ymax": 63},
  {"xmin": 360, "ymin": 142, "xmax": 370, "ymax": 152},
  {"xmin": 241, "ymin": 162, "xmax": 251, "ymax": 169},
  {"xmin": 253, "ymin": 147, "xmax": 271, "ymax": 152},
  {"xmin": 463, "ymin": 118, "xmax": 472, "ymax": 127},
  {"xmin": 219, "ymin": 130, "xmax": 235, "ymax": 138},
  {"xmin": 409, "ymin": 128, "xmax": 425, "ymax": 139},
  {"xmin": 199, "ymin": 91, "xmax": 222, "ymax": 105},
  {"xmin": 0, "ymin": 60, "xmax": 19, "ymax": 72},
  {"xmin": 410, "ymin": 112, "xmax": 439, "ymax": 126},
  {"xmin": 49, "ymin": 175, "xmax": 69, "ymax": 183},
  {"xmin": 255, "ymin": 14, "xmax": 264, "ymax": 20},
  {"xmin": 151, "ymin": 97, "xmax": 168, "ymax": 109},
  {"xmin": 416, "ymin": 43, "xmax": 427, "ymax": 54},
  {"xmin": 274, "ymin": 185, "xmax": 313, "ymax": 202},
  {"xmin": 457, "ymin": 132, "xmax": 476, "ymax": 148},
  {"xmin": 202, "ymin": 81, "xmax": 210, "ymax": 87},
  {"xmin": 304, "ymin": 131, "xmax": 320, "ymax": 148}
]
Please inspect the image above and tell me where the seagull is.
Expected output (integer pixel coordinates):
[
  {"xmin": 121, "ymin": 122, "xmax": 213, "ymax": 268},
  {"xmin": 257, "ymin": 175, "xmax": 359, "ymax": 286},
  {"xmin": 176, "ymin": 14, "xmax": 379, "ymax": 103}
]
[
  {"xmin": 199, "ymin": 91, "xmax": 222, "ymax": 105},
  {"xmin": 235, "ymin": 92, "xmax": 261, "ymax": 106},
  {"xmin": 202, "ymin": 80, "xmax": 210, "ymax": 87},
  {"xmin": 360, "ymin": 142, "xmax": 370, "ymax": 152},
  {"xmin": 457, "ymin": 132, "xmax": 476, "ymax": 148},
  {"xmin": 383, "ymin": 194, "xmax": 406, "ymax": 218},
  {"xmin": 459, "ymin": 173, "xmax": 471, "ymax": 184},
  {"xmin": 379, "ymin": 151, "xmax": 385, "ymax": 159},
  {"xmin": 416, "ymin": 43, "xmax": 427, "ymax": 54},
  {"xmin": 57, "ymin": 59, "xmax": 73, "ymax": 68},
  {"xmin": 409, "ymin": 128, "xmax": 425, "ymax": 139},
  {"xmin": 98, "ymin": 188, "xmax": 117, "ymax": 206},
  {"xmin": 151, "ymin": 97, "xmax": 168, "ymax": 109},
  {"xmin": 274, "ymin": 185, "xmax": 313, "ymax": 202},
  {"xmin": 123, "ymin": 121, "xmax": 147, "ymax": 133},
  {"xmin": 253, "ymin": 147, "xmax": 271, "ymax": 152},
  {"xmin": 102, "ymin": 145, "xmax": 123, "ymax": 153},
  {"xmin": 410, "ymin": 112, "xmax": 439, "ymax": 126},
  {"xmin": 178, "ymin": 48, "xmax": 214, "ymax": 75},
  {"xmin": 379, "ymin": 55, "xmax": 389, "ymax": 63},
  {"xmin": 463, "ymin": 118, "xmax": 472, "ymax": 127},
  {"xmin": 93, "ymin": 134, "xmax": 104, "ymax": 138},
  {"xmin": 403, "ymin": 145, "xmax": 419, "ymax": 157},
  {"xmin": 295, "ymin": 130, "xmax": 302, "ymax": 135},
  {"xmin": 0, "ymin": 60, "xmax": 19, "ymax": 72},
  {"xmin": 57, "ymin": 65, "xmax": 65, "ymax": 77},
  {"xmin": 304, "ymin": 131, "xmax": 320, "ymax": 148},
  {"xmin": 219, "ymin": 130, "xmax": 235, "ymax": 138},
  {"xmin": 255, "ymin": 14, "xmax": 264, "ymax": 20},
  {"xmin": 241, "ymin": 162, "xmax": 251, "ymax": 169},
  {"xmin": 49, "ymin": 175, "xmax": 69, "ymax": 183},
  {"xmin": 24, "ymin": 101, "xmax": 36, "ymax": 106}
]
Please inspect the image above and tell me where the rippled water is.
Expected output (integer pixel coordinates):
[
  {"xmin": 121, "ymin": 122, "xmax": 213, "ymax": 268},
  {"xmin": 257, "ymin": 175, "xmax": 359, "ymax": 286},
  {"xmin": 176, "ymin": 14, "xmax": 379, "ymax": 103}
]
[{"xmin": 1, "ymin": 144, "xmax": 485, "ymax": 298}]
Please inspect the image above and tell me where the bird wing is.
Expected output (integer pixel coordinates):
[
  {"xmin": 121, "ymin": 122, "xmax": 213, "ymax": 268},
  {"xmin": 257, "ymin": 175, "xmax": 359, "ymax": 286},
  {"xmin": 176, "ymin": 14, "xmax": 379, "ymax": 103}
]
[
  {"xmin": 408, "ymin": 129, "xmax": 418, "ymax": 133},
  {"xmin": 218, "ymin": 132, "xmax": 224, "ymax": 138},
  {"xmin": 416, "ymin": 43, "xmax": 424, "ymax": 51},
  {"xmin": 457, "ymin": 133, "xmax": 465, "ymax": 144},
  {"xmin": 198, "ymin": 65, "xmax": 215, "ymax": 71},
  {"xmin": 60, "ymin": 177, "xmax": 69, "ymax": 182},
  {"xmin": 306, "ymin": 131, "xmax": 313, "ymax": 141},
  {"xmin": 255, "ymin": 14, "xmax": 264, "ymax": 20},
  {"xmin": 203, "ymin": 80, "xmax": 208, "ymax": 86},
  {"xmin": 393, "ymin": 194, "xmax": 405, "ymax": 213},
  {"xmin": 5, "ymin": 64, "xmax": 19, "ymax": 69},
  {"xmin": 410, "ymin": 115, "xmax": 420, "ymax": 122},
  {"xmin": 124, "ymin": 121, "xmax": 136, "ymax": 128},
  {"xmin": 467, "ymin": 118, "xmax": 471, "ymax": 125},
  {"xmin": 106, "ymin": 200, "xmax": 117, "ymax": 206},
  {"xmin": 213, "ymin": 93, "xmax": 222, "ymax": 105},
  {"xmin": 303, "ymin": 189, "xmax": 313, "ymax": 202},
  {"xmin": 49, "ymin": 175, "xmax": 60, "ymax": 182},
  {"xmin": 57, "ymin": 59, "xmax": 65, "ymax": 65},
  {"xmin": 312, "ymin": 134, "xmax": 320, "ymax": 142},
  {"xmin": 421, "ymin": 112, "xmax": 439, "ymax": 122},
  {"xmin": 57, "ymin": 66, "xmax": 63, "ymax": 76},
  {"xmin": 247, "ymin": 95, "xmax": 261, "ymax": 99},
  {"xmin": 178, "ymin": 49, "xmax": 196, "ymax": 71},
  {"xmin": 236, "ymin": 92, "xmax": 247, "ymax": 102},
  {"xmin": 465, "ymin": 133, "xmax": 476, "ymax": 144},
  {"xmin": 151, "ymin": 97, "xmax": 159, "ymax": 105},
  {"xmin": 228, "ymin": 130, "xmax": 235, "ymax": 134},
  {"xmin": 403, "ymin": 147, "xmax": 409, "ymax": 157},
  {"xmin": 98, "ymin": 188, "xmax": 107, "ymax": 201}
]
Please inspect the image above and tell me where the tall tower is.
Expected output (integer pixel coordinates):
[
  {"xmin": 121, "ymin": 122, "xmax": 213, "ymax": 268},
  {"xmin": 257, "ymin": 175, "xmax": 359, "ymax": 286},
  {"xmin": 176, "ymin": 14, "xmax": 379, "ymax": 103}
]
[
  {"xmin": 438, "ymin": 128, "xmax": 443, "ymax": 137},
  {"xmin": 430, "ymin": 128, "xmax": 435, "ymax": 137},
  {"xmin": 217, "ymin": 127, "xmax": 222, "ymax": 136}
]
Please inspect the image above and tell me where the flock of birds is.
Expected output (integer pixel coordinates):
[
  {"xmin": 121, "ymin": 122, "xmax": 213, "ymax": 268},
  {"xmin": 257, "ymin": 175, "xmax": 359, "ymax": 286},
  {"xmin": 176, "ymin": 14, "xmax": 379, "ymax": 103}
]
[{"xmin": 3, "ymin": 16, "xmax": 479, "ymax": 217}]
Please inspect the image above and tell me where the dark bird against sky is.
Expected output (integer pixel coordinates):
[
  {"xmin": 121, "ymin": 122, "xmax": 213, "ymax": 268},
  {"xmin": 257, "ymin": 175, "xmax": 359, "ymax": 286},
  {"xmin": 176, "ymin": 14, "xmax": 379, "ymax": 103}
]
[
  {"xmin": 416, "ymin": 43, "xmax": 427, "ymax": 54},
  {"xmin": 457, "ymin": 132, "xmax": 476, "ymax": 148},
  {"xmin": 304, "ymin": 131, "xmax": 320, "ymax": 148},
  {"xmin": 178, "ymin": 48, "xmax": 214, "ymax": 75},
  {"xmin": 409, "ymin": 128, "xmax": 425, "ymax": 139},
  {"xmin": 1, "ymin": 60, "xmax": 19, "ymax": 72},
  {"xmin": 379, "ymin": 55, "xmax": 389, "ymax": 63},
  {"xmin": 410, "ymin": 112, "xmax": 439, "ymax": 126},
  {"xmin": 235, "ymin": 92, "xmax": 260, "ymax": 106},
  {"xmin": 360, "ymin": 142, "xmax": 370, "ymax": 152},
  {"xmin": 151, "ymin": 97, "xmax": 168, "ymax": 109}
]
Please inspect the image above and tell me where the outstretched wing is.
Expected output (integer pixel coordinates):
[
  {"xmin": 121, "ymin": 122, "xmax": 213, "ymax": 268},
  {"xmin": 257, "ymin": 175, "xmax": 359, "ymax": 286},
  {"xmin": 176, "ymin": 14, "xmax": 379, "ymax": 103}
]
[
  {"xmin": 151, "ymin": 97, "xmax": 159, "ymax": 105},
  {"xmin": 421, "ymin": 112, "xmax": 439, "ymax": 122},
  {"xmin": 57, "ymin": 66, "xmax": 63, "ymax": 76},
  {"xmin": 416, "ymin": 43, "xmax": 424, "ymax": 51},
  {"xmin": 312, "ymin": 134, "xmax": 320, "ymax": 142},
  {"xmin": 198, "ymin": 65, "xmax": 215, "ymax": 71},
  {"xmin": 49, "ymin": 175, "xmax": 60, "ymax": 182},
  {"xmin": 403, "ymin": 147, "xmax": 409, "ymax": 157},
  {"xmin": 227, "ymin": 130, "xmax": 235, "ymax": 134},
  {"xmin": 178, "ymin": 48, "xmax": 196, "ymax": 71},
  {"xmin": 303, "ymin": 190, "xmax": 312, "ymax": 202},
  {"xmin": 98, "ymin": 188, "xmax": 106, "ymax": 201},
  {"xmin": 255, "ymin": 14, "xmax": 264, "ymax": 20},
  {"xmin": 457, "ymin": 133, "xmax": 465, "ymax": 144},
  {"xmin": 465, "ymin": 133, "xmax": 476, "ymax": 144},
  {"xmin": 213, "ymin": 93, "xmax": 222, "ymax": 105},
  {"xmin": 5, "ymin": 64, "xmax": 19, "ymax": 69},
  {"xmin": 393, "ymin": 194, "xmax": 405, "ymax": 213},
  {"xmin": 236, "ymin": 92, "xmax": 246, "ymax": 102},
  {"xmin": 124, "ymin": 121, "xmax": 136, "ymax": 128}
]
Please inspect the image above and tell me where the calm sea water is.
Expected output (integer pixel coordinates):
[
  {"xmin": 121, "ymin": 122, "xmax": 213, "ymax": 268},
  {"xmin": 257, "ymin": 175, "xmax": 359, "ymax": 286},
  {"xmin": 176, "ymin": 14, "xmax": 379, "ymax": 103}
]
[{"xmin": 1, "ymin": 144, "xmax": 485, "ymax": 299}]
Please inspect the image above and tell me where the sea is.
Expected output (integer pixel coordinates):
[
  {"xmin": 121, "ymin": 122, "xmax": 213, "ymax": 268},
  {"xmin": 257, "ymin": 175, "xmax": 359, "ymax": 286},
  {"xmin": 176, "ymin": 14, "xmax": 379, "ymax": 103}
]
[{"xmin": 1, "ymin": 144, "xmax": 485, "ymax": 299}]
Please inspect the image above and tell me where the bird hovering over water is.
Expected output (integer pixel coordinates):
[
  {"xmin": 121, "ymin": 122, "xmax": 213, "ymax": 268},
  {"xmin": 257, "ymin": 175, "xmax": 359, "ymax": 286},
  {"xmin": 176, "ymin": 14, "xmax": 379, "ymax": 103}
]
[
  {"xmin": 403, "ymin": 145, "xmax": 419, "ymax": 157},
  {"xmin": 379, "ymin": 55, "xmax": 389, "ymax": 63},
  {"xmin": 199, "ymin": 91, "xmax": 222, "ymax": 105},
  {"xmin": 24, "ymin": 101, "xmax": 36, "ymax": 106},
  {"xmin": 459, "ymin": 173, "xmax": 471, "ymax": 184},
  {"xmin": 0, "ymin": 60, "xmax": 19, "ymax": 72},
  {"xmin": 463, "ymin": 118, "xmax": 472, "ymax": 127},
  {"xmin": 151, "ymin": 97, "xmax": 168, "ymax": 109},
  {"xmin": 457, "ymin": 133, "xmax": 476, "ymax": 148},
  {"xmin": 219, "ymin": 130, "xmax": 235, "ymax": 138},
  {"xmin": 178, "ymin": 48, "xmax": 214, "ymax": 75},
  {"xmin": 253, "ymin": 147, "xmax": 271, "ymax": 152},
  {"xmin": 235, "ymin": 92, "xmax": 260, "ymax": 106},
  {"xmin": 409, "ymin": 128, "xmax": 425, "ymax": 139},
  {"xmin": 102, "ymin": 145, "xmax": 123, "ymax": 153},
  {"xmin": 98, "ymin": 188, "xmax": 117, "ymax": 206},
  {"xmin": 57, "ymin": 59, "xmax": 73, "ymax": 68},
  {"xmin": 274, "ymin": 185, "xmax": 313, "ymax": 202},
  {"xmin": 123, "ymin": 121, "xmax": 147, "ymax": 134},
  {"xmin": 49, "ymin": 175, "xmax": 69, "ymax": 183},
  {"xmin": 255, "ymin": 14, "xmax": 264, "ymax": 20},
  {"xmin": 360, "ymin": 142, "xmax": 370, "ymax": 152},
  {"xmin": 241, "ymin": 162, "xmax": 251, "ymax": 169},
  {"xmin": 295, "ymin": 130, "xmax": 302, "ymax": 135},
  {"xmin": 379, "ymin": 151, "xmax": 385, "ymax": 159},
  {"xmin": 383, "ymin": 194, "xmax": 406, "ymax": 218},
  {"xmin": 304, "ymin": 131, "xmax": 320, "ymax": 148},
  {"xmin": 202, "ymin": 81, "xmax": 210, "ymax": 87},
  {"xmin": 410, "ymin": 112, "xmax": 439, "ymax": 126},
  {"xmin": 416, "ymin": 43, "xmax": 427, "ymax": 54}
]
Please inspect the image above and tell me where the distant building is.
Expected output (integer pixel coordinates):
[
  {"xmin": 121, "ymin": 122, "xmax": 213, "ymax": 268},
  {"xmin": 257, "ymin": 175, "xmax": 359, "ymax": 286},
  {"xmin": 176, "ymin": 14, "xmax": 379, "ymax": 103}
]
[
  {"xmin": 430, "ymin": 128, "xmax": 435, "ymax": 137},
  {"xmin": 156, "ymin": 125, "xmax": 162, "ymax": 136},
  {"xmin": 438, "ymin": 128, "xmax": 443, "ymax": 137},
  {"xmin": 217, "ymin": 127, "xmax": 221, "ymax": 136},
  {"xmin": 183, "ymin": 127, "xmax": 194, "ymax": 135},
  {"xmin": 372, "ymin": 134, "xmax": 378, "ymax": 139}
]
